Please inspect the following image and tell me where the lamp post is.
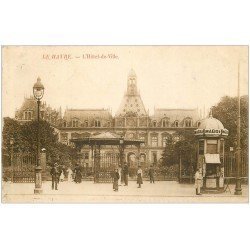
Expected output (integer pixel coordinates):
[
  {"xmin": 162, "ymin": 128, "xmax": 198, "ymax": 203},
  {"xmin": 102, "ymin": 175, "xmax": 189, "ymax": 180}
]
[
  {"xmin": 10, "ymin": 137, "xmax": 14, "ymax": 182},
  {"xmin": 119, "ymin": 136, "xmax": 125, "ymax": 168},
  {"xmin": 235, "ymin": 64, "xmax": 242, "ymax": 195},
  {"xmin": 33, "ymin": 77, "xmax": 44, "ymax": 194}
]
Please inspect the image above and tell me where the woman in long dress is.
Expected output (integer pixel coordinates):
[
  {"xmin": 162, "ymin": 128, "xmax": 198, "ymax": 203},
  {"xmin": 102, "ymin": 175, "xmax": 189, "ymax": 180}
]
[
  {"xmin": 67, "ymin": 167, "xmax": 73, "ymax": 182},
  {"xmin": 60, "ymin": 170, "xmax": 64, "ymax": 182},
  {"xmin": 137, "ymin": 166, "xmax": 143, "ymax": 188},
  {"xmin": 113, "ymin": 168, "xmax": 120, "ymax": 191}
]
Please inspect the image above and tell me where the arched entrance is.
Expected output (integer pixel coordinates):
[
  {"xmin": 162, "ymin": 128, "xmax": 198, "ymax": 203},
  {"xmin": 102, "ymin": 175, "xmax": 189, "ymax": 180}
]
[{"xmin": 127, "ymin": 152, "xmax": 137, "ymax": 168}]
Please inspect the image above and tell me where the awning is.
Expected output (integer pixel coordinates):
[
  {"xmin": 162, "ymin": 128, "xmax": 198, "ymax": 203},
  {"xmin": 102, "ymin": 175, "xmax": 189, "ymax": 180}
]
[{"xmin": 204, "ymin": 154, "xmax": 221, "ymax": 164}]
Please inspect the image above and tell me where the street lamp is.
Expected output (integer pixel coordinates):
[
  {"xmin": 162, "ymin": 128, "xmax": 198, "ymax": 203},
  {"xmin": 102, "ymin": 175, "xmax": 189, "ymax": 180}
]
[
  {"xmin": 235, "ymin": 63, "xmax": 242, "ymax": 195},
  {"xmin": 10, "ymin": 137, "xmax": 14, "ymax": 182},
  {"xmin": 33, "ymin": 77, "xmax": 44, "ymax": 194}
]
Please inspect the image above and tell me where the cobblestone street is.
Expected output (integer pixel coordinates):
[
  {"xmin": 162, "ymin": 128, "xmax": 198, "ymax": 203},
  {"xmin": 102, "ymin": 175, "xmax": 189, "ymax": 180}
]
[{"xmin": 2, "ymin": 180, "xmax": 248, "ymax": 203}]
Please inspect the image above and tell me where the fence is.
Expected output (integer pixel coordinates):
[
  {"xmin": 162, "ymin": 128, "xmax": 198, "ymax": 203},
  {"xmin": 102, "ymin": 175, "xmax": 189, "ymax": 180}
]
[{"xmin": 224, "ymin": 153, "xmax": 248, "ymax": 181}]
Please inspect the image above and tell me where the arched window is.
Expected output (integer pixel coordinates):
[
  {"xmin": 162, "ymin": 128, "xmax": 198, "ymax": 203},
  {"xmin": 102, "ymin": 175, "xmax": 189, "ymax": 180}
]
[
  {"xmin": 152, "ymin": 121, "xmax": 157, "ymax": 127},
  {"xmin": 151, "ymin": 135, "xmax": 158, "ymax": 147},
  {"xmin": 63, "ymin": 121, "xmax": 67, "ymax": 127},
  {"xmin": 197, "ymin": 121, "xmax": 201, "ymax": 127},
  {"xmin": 84, "ymin": 120, "xmax": 88, "ymax": 127},
  {"xmin": 175, "ymin": 121, "xmax": 179, "ymax": 127}
]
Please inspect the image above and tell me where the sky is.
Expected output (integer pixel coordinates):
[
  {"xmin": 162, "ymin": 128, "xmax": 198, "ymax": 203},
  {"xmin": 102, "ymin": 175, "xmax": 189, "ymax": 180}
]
[{"xmin": 2, "ymin": 46, "xmax": 248, "ymax": 118}]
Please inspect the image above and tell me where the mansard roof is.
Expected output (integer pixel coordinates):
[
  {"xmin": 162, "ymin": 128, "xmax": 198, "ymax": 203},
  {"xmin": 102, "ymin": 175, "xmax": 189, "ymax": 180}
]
[
  {"xmin": 63, "ymin": 108, "xmax": 112, "ymax": 122},
  {"xmin": 152, "ymin": 108, "xmax": 199, "ymax": 122}
]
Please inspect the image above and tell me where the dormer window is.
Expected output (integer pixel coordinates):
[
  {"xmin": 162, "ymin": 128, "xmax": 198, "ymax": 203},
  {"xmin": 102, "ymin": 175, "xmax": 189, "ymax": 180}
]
[
  {"xmin": 24, "ymin": 111, "xmax": 32, "ymax": 120},
  {"xmin": 94, "ymin": 120, "xmax": 101, "ymax": 127},
  {"xmin": 185, "ymin": 119, "xmax": 192, "ymax": 127},
  {"xmin": 162, "ymin": 119, "xmax": 169, "ymax": 128},
  {"xmin": 72, "ymin": 119, "xmax": 79, "ymax": 127}
]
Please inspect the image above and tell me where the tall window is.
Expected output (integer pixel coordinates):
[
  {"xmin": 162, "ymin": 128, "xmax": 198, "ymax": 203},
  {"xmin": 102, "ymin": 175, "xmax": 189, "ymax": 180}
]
[
  {"xmin": 162, "ymin": 136, "xmax": 167, "ymax": 147},
  {"xmin": 139, "ymin": 135, "xmax": 146, "ymax": 147},
  {"xmin": 151, "ymin": 135, "xmax": 158, "ymax": 147}
]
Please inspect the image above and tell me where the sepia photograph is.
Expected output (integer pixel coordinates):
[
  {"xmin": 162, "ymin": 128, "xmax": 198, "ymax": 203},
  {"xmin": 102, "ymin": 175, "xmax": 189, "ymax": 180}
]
[{"xmin": 1, "ymin": 45, "xmax": 249, "ymax": 203}]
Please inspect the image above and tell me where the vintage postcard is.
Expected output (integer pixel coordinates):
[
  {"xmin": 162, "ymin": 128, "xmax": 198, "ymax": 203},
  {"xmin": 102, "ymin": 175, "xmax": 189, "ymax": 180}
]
[{"xmin": 1, "ymin": 46, "xmax": 248, "ymax": 203}]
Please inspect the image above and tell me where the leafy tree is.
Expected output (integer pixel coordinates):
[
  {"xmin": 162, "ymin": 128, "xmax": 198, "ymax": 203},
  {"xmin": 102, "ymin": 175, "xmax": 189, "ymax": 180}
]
[
  {"xmin": 212, "ymin": 95, "xmax": 248, "ymax": 153},
  {"xmin": 2, "ymin": 118, "xmax": 78, "ymax": 166},
  {"xmin": 161, "ymin": 134, "xmax": 176, "ymax": 167}
]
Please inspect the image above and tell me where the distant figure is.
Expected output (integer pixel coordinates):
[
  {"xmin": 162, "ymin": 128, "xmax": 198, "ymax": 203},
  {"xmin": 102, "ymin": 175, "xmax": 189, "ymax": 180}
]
[
  {"xmin": 137, "ymin": 166, "xmax": 143, "ymax": 188},
  {"xmin": 148, "ymin": 165, "xmax": 155, "ymax": 183},
  {"xmin": 113, "ymin": 168, "xmax": 120, "ymax": 191},
  {"xmin": 74, "ymin": 164, "xmax": 82, "ymax": 183},
  {"xmin": 60, "ymin": 170, "xmax": 64, "ymax": 182},
  {"xmin": 67, "ymin": 167, "xmax": 73, "ymax": 182},
  {"xmin": 194, "ymin": 168, "xmax": 202, "ymax": 195},
  {"xmin": 118, "ymin": 165, "xmax": 122, "ymax": 186},
  {"xmin": 50, "ymin": 163, "xmax": 59, "ymax": 190},
  {"xmin": 123, "ymin": 162, "xmax": 129, "ymax": 186}
]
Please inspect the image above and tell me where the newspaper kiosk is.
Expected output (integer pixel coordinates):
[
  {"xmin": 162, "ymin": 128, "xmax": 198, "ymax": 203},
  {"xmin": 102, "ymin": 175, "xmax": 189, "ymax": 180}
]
[{"xmin": 194, "ymin": 112, "xmax": 228, "ymax": 193}]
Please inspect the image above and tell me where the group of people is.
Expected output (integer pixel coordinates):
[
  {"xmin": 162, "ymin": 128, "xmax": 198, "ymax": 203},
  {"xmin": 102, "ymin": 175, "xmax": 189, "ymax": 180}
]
[
  {"xmin": 113, "ymin": 164, "xmax": 155, "ymax": 192},
  {"xmin": 50, "ymin": 163, "xmax": 83, "ymax": 190}
]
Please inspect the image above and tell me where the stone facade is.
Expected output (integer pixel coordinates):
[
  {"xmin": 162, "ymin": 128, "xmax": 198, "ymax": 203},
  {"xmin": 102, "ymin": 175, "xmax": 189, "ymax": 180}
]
[{"xmin": 15, "ymin": 70, "xmax": 201, "ymax": 167}]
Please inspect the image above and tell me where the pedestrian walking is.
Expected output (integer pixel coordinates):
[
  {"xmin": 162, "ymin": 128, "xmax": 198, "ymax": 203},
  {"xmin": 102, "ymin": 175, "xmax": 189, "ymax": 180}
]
[
  {"xmin": 137, "ymin": 165, "xmax": 143, "ymax": 188},
  {"xmin": 148, "ymin": 165, "xmax": 155, "ymax": 183},
  {"xmin": 50, "ymin": 163, "xmax": 59, "ymax": 190},
  {"xmin": 113, "ymin": 168, "xmax": 120, "ymax": 191},
  {"xmin": 118, "ymin": 165, "xmax": 122, "ymax": 186},
  {"xmin": 67, "ymin": 166, "xmax": 73, "ymax": 182},
  {"xmin": 123, "ymin": 162, "xmax": 129, "ymax": 186},
  {"xmin": 194, "ymin": 168, "xmax": 202, "ymax": 195},
  {"xmin": 74, "ymin": 164, "xmax": 82, "ymax": 183},
  {"xmin": 60, "ymin": 170, "xmax": 64, "ymax": 182}
]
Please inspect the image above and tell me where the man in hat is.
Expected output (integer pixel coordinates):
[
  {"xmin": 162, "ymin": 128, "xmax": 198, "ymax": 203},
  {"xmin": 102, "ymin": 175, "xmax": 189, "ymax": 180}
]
[
  {"xmin": 123, "ymin": 162, "xmax": 129, "ymax": 186},
  {"xmin": 148, "ymin": 165, "xmax": 155, "ymax": 184},
  {"xmin": 113, "ymin": 168, "xmax": 120, "ymax": 191},
  {"xmin": 194, "ymin": 167, "xmax": 202, "ymax": 195},
  {"xmin": 50, "ymin": 163, "xmax": 59, "ymax": 190}
]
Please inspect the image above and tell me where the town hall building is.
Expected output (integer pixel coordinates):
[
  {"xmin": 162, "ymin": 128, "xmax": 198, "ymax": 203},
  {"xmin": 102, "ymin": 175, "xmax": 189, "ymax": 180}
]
[{"xmin": 15, "ymin": 69, "xmax": 201, "ymax": 168}]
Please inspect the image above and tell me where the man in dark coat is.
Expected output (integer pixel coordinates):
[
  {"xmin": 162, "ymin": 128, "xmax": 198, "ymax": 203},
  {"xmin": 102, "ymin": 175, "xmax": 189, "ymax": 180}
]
[
  {"xmin": 149, "ymin": 165, "xmax": 155, "ymax": 183},
  {"xmin": 50, "ymin": 163, "xmax": 59, "ymax": 190},
  {"xmin": 74, "ymin": 164, "xmax": 82, "ymax": 183},
  {"xmin": 113, "ymin": 168, "xmax": 120, "ymax": 191},
  {"xmin": 123, "ymin": 162, "xmax": 129, "ymax": 186}
]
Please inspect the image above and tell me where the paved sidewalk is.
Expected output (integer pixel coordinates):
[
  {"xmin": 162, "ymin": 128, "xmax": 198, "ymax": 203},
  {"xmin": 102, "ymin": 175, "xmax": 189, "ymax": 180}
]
[{"xmin": 2, "ymin": 180, "xmax": 248, "ymax": 203}]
